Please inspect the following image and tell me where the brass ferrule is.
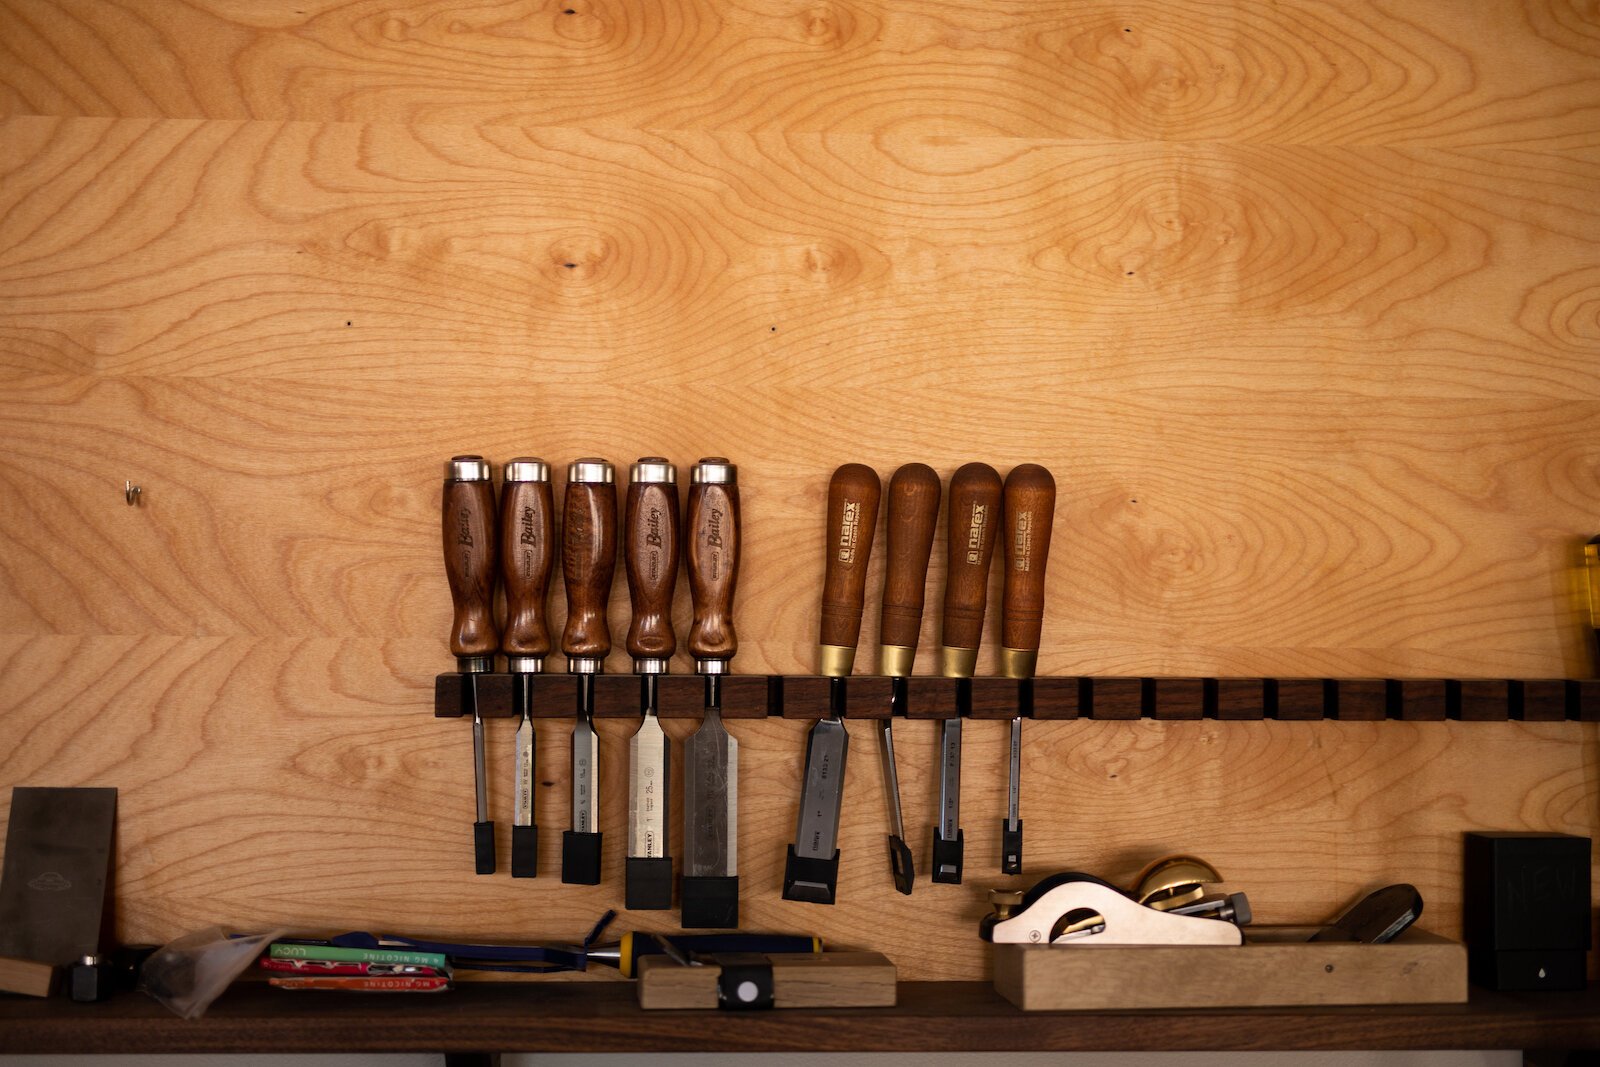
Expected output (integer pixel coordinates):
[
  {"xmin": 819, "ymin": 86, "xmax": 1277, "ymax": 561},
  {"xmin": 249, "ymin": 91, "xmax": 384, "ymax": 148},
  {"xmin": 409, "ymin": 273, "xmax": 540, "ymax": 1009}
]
[
  {"xmin": 939, "ymin": 645, "xmax": 978, "ymax": 679},
  {"xmin": 817, "ymin": 643, "xmax": 857, "ymax": 678},
  {"xmin": 880, "ymin": 645, "xmax": 916, "ymax": 679},
  {"xmin": 997, "ymin": 647, "xmax": 1037, "ymax": 680}
]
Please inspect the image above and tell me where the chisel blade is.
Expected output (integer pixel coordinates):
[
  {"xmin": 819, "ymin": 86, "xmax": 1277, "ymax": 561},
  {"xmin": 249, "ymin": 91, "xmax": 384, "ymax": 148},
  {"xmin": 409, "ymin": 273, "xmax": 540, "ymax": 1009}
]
[
  {"xmin": 684, "ymin": 705, "xmax": 737, "ymax": 877},
  {"xmin": 876, "ymin": 717, "xmax": 913, "ymax": 895},
  {"xmin": 572, "ymin": 710, "xmax": 597, "ymax": 836},
  {"xmin": 795, "ymin": 715, "xmax": 849, "ymax": 861},
  {"xmin": 514, "ymin": 707, "xmax": 535, "ymax": 828},
  {"xmin": 627, "ymin": 711, "xmax": 669, "ymax": 859}
]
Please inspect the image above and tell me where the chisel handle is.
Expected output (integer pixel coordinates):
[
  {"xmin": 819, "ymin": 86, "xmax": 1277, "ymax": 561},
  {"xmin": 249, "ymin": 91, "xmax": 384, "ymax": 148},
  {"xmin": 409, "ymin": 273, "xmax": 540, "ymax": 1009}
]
[
  {"xmin": 819, "ymin": 463, "xmax": 881, "ymax": 677},
  {"xmin": 500, "ymin": 459, "xmax": 555, "ymax": 667},
  {"xmin": 562, "ymin": 459, "xmax": 618, "ymax": 667},
  {"xmin": 1000, "ymin": 464, "xmax": 1056, "ymax": 679},
  {"xmin": 879, "ymin": 463, "xmax": 941, "ymax": 677},
  {"xmin": 940, "ymin": 462, "xmax": 1002, "ymax": 676},
  {"xmin": 442, "ymin": 456, "xmax": 499, "ymax": 662},
  {"xmin": 687, "ymin": 459, "xmax": 740, "ymax": 669},
  {"xmin": 624, "ymin": 459, "xmax": 680, "ymax": 667}
]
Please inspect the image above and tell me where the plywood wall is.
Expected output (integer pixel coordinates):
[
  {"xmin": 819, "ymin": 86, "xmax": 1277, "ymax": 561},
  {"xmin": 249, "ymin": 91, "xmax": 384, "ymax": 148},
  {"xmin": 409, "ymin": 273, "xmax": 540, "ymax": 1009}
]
[{"xmin": 1, "ymin": 0, "xmax": 1596, "ymax": 981}]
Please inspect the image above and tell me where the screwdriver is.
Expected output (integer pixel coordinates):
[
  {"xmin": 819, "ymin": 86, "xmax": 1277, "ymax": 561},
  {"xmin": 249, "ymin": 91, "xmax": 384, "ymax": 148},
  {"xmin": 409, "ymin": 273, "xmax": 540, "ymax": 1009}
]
[
  {"xmin": 500, "ymin": 458, "xmax": 555, "ymax": 879},
  {"xmin": 934, "ymin": 462, "xmax": 1002, "ymax": 885},
  {"xmin": 561, "ymin": 458, "xmax": 617, "ymax": 886},
  {"xmin": 784, "ymin": 463, "xmax": 881, "ymax": 905},
  {"xmin": 441, "ymin": 455, "xmax": 500, "ymax": 876},
  {"xmin": 877, "ymin": 463, "xmax": 941, "ymax": 895},
  {"xmin": 682, "ymin": 458, "xmax": 742, "ymax": 928},
  {"xmin": 624, "ymin": 458, "xmax": 679, "ymax": 910},
  {"xmin": 998, "ymin": 464, "xmax": 1056, "ymax": 876}
]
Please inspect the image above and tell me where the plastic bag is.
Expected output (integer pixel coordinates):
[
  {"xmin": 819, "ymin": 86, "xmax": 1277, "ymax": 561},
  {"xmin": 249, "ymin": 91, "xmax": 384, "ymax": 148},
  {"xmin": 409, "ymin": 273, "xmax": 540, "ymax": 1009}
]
[{"xmin": 139, "ymin": 926, "xmax": 287, "ymax": 1019}]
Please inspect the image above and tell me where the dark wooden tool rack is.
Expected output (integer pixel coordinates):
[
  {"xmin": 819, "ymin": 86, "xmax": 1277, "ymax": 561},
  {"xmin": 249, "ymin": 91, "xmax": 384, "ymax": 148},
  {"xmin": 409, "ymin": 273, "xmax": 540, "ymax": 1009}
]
[
  {"xmin": 2, "ymin": 980, "xmax": 1597, "ymax": 1056},
  {"xmin": 436, "ymin": 673, "xmax": 1600, "ymax": 722}
]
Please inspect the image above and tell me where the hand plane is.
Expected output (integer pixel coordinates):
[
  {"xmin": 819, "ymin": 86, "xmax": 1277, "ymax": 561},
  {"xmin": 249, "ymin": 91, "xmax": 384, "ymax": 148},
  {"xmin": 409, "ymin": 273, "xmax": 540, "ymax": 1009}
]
[{"xmin": 981, "ymin": 857, "xmax": 1251, "ymax": 947}]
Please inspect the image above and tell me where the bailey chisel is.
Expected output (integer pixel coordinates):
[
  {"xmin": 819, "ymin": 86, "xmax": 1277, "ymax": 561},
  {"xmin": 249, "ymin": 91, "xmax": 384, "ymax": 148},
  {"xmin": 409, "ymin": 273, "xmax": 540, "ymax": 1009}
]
[
  {"xmin": 442, "ymin": 455, "xmax": 500, "ymax": 875},
  {"xmin": 624, "ymin": 458, "xmax": 679, "ymax": 910},
  {"xmin": 561, "ymin": 458, "xmax": 617, "ymax": 886},
  {"xmin": 999, "ymin": 464, "xmax": 1055, "ymax": 875},
  {"xmin": 682, "ymin": 458, "xmax": 742, "ymax": 928},
  {"xmin": 934, "ymin": 462, "xmax": 1002, "ymax": 885},
  {"xmin": 500, "ymin": 458, "xmax": 555, "ymax": 879},
  {"xmin": 784, "ymin": 463, "xmax": 881, "ymax": 905},
  {"xmin": 877, "ymin": 463, "xmax": 941, "ymax": 895}
]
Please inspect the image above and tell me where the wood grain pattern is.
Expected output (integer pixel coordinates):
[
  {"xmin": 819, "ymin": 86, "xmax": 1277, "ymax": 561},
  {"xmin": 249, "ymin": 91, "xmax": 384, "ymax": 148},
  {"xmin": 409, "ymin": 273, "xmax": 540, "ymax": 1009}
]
[{"xmin": 1, "ymin": 0, "xmax": 1597, "ymax": 989}]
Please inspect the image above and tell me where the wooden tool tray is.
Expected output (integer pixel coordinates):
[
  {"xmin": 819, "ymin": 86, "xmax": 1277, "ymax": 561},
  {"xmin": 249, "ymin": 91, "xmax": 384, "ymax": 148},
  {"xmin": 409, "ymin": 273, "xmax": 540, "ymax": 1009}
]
[{"xmin": 994, "ymin": 928, "xmax": 1466, "ymax": 1011}]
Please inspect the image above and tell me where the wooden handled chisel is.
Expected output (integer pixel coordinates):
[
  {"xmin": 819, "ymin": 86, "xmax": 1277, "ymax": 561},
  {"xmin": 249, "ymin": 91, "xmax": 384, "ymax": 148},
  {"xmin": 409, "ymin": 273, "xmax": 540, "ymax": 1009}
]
[
  {"xmin": 624, "ymin": 458, "xmax": 679, "ymax": 910},
  {"xmin": 561, "ymin": 458, "xmax": 617, "ymax": 886},
  {"xmin": 877, "ymin": 463, "xmax": 941, "ymax": 895},
  {"xmin": 442, "ymin": 455, "xmax": 500, "ymax": 875},
  {"xmin": 500, "ymin": 458, "xmax": 555, "ymax": 879},
  {"xmin": 784, "ymin": 463, "xmax": 881, "ymax": 905},
  {"xmin": 934, "ymin": 462, "xmax": 1002, "ymax": 885},
  {"xmin": 998, "ymin": 464, "xmax": 1055, "ymax": 875},
  {"xmin": 682, "ymin": 458, "xmax": 741, "ymax": 928}
]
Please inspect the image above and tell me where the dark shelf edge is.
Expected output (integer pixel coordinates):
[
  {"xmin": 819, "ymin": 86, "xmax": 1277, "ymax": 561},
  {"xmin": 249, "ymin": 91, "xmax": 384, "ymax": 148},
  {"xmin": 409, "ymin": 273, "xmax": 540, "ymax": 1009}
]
[{"xmin": 2, "ymin": 981, "xmax": 1596, "ymax": 1054}]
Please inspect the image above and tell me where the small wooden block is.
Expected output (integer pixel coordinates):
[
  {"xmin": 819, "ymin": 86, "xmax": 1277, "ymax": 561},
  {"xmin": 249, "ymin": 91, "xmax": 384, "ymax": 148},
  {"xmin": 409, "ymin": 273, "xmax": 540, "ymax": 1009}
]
[
  {"xmin": 905, "ymin": 676, "xmax": 956, "ymax": 720},
  {"xmin": 1333, "ymin": 679, "xmax": 1387, "ymax": 721},
  {"xmin": 1576, "ymin": 679, "xmax": 1600, "ymax": 722},
  {"xmin": 1088, "ymin": 678, "xmax": 1143, "ymax": 720},
  {"xmin": 969, "ymin": 677, "xmax": 1021, "ymax": 720},
  {"xmin": 1270, "ymin": 679, "xmax": 1327, "ymax": 720},
  {"xmin": 721, "ymin": 675, "xmax": 771, "ymax": 719},
  {"xmin": 1516, "ymin": 679, "xmax": 1570, "ymax": 722},
  {"xmin": 1454, "ymin": 680, "xmax": 1511, "ymax": 722},
  {"xmin": 656, "ymin": 675, "xmax": 703, "ymax": 718},
  {"xmin": 994, "ymin": 928, "xmax": 1465, "ymax": 1011},
  {"xmin": 433, "ymin": 672, "xmax": 515, "ymax": 718},
  {"xmin": 1031, "ymin": 677, "xmax": 1079, "ymax": 719},
  {"xmin": 845, "ymin": 676, "xmax": 894, "ymax": 719},
  {"xmin": 636, "ymin": 952, "xmax": 896, "ymax": 1010},
  {"xmin": 593, "ymin": 673, "xmax": 641, "ymax": 718},
  {"xmin": 1150, "ymin": 677, "xmax": 1205, "ymax": 720},
  {"xmin": 0, "ymin": 956, "xmax": 55, "ymax": 998},
  {"xmin": 778, "ymin": 675, "xmax": 830, "ymax": 719},
  {"xmin": 1215, "ymin": 678, "xmax": 1266, "ymax": 721},
  {"xmin": 1394, "ymin": 679, "xmax": 1447, "ymax": 721}
]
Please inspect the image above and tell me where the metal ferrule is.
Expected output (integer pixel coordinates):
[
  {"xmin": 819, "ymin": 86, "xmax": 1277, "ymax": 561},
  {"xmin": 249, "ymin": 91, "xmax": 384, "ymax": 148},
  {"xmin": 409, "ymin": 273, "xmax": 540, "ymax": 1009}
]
[
  {"xmin": 629, "ymin": 457, "xmax": 676, "ymax": 484},
  {"xmin": 567, "ymin": 655, "xmax": 604, "ymax": 674},
  {"xmin": 940, "ymin": 646, "xmax": 978, "ymax": 679},
  {"xmin": 634, "ymin": 657, "xmax": 670, "ymax": 675},
  {"xmin": 456, "ymin": 655, "xmax": 493, "ymax": 674},
  {"xmin": 998, "ymin": 647, "xmax": 1037, "ymax": 680},
  {"xmin": 691, "ymin": 458, "xmax": 737, "ymax": 484},
  {"xmin": 818, "ymin": 643, "xmax": 857, "ymax": 678},
  {"xmin": 446, "ymin": 455, "xmax": 491, "ymax": 482},
  {"xmin": 880, "ymin": 645, "xmax": 916, "ymax": 679},
  {"xmin": 568, "ymin": 458, "xmax": 614, "ymax": 484},
  {"xmin": 507, "ymin": 655, "xmax": 545, "ymax": 674},
  {"xmin": 695, "ymin": 657, "xmax": 731, "ymax": 675},
  {"xmin": 503, "ymin": 457, "xmax": 551, "ymax": 483}
]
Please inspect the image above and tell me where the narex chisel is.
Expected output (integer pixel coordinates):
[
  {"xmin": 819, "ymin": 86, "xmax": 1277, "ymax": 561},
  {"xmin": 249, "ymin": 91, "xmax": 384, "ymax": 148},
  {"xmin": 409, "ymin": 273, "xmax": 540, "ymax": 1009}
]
[
  {"xmin": 624, "ymin": 458, "xmax": 679, "ymax": 910},
  {"xmin": 998, "ymin": 464, "xmax": 1055, "ymax": 876},
  {"xmin": 500, "ymin": 458, "xmax": 555, "ymax": 878},
  {"xmin": 784, "ymin": 463, "xmax": 881, "ymax": 905},
  {"xmin": 442, "ymin": 455, "xmax": 500, "ymax": 876},
  {"xmin": 934, "ymin": 462, "xmax": 1002, "ymax": 885},
  {"xmin": 683, "ymin": 458, "xmax": 742, "ymax": 928},
  {"xmin": 877, "ymin": 463, "xmax": 941, "ymax": 895},
  {"xmin": 561, "ymin": 458, "xmax": 617, "ymax": 886}
]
